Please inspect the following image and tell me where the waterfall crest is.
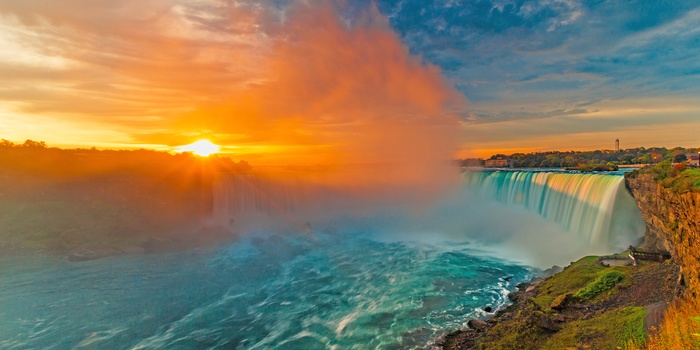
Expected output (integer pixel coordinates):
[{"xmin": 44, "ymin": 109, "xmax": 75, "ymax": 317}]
[
  {"xmin": 212, "ymin": 171, "xmax": 645, "ymax": 258},
  {"xmin": 463, "ymin": 171, "xmax": 644, "ymax": 248}
]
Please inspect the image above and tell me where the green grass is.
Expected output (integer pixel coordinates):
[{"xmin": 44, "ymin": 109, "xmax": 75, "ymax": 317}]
[
  {"xmin": 474, "ymin": 256, "xmax": 648, "ymax": 349},
  {"xmin": 659, "ymin": 168, "xmax": 700, "ymax": 193},
  {"xmin": 639, "ymin": 161, "xmax": 700, "ymax": 193},
  {"xmin": 476, "ymin": 305, "xmax": 550, "ymax": 350},
  {"xmin": 575, "ymin": 270, "xmax": 625, "ymax": 299},
  {"xmin": 533, "ymin": 256, "xmax": 633, "ymax": 309},
  {"xmin": 543, "ymin": 306, "xmax": 646, "ymax": 349}
]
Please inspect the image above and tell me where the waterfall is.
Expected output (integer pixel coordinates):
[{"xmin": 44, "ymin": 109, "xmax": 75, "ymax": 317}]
[
  {"xmin": 212, "ymin": 173, "xmax": 334, "ymax": 228},
  {"xmin": 463, "ymin": 171, "xmax": 644, "ymax": 248},
  {"xmin": 212, "ymin": 170, "xmax": 645, "ymax": 256}
]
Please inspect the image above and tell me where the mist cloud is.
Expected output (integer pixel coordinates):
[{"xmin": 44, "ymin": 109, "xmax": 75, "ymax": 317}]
[{"xmin": 0, "ymin": 0, "xmax": 465, "ymax": 191}]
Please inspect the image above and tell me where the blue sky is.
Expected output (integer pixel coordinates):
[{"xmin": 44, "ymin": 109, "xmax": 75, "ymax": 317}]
[
  {"xmin": 0, "ymin": 0, "xmax": 698, "ymax": 158},
  {"xmin": 371, "ymin": 0, "xmax": 700, "ymax": 154},
  {"xmin": 377, "ymin": 1, "xmax": 699, "ymax": 99}
]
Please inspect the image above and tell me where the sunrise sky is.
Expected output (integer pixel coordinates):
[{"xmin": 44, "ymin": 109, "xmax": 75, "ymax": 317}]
[{"xmin": 1, "ymin": 0, "xmax": 699, "ymax": 162}]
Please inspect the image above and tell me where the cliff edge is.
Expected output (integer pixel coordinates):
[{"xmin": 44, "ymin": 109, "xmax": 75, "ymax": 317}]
[
  {"xmin": 442, "ymin": 167, "xmax": 699, "ymax": 349},
  {"xmin": 625, "ymin": 169, "xmax": 700, "ymax": 295}
]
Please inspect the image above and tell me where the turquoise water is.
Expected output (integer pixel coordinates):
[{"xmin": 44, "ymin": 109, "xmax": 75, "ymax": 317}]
[
  {"xmin": 2, "ymin": 171, "xmax": 645, "ymax": 349},
  {"xmin": 0, "ymin": 228, "xmax": 532, "ymax": 349}
]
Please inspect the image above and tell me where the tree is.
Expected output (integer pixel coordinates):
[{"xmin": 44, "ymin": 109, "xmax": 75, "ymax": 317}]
[
  {"xmin": 0, "ymin": 139, "xmax": 14, "ymax": 148},
  {"xmin": 674, "ymin": 154, "xmax": 687, "ymax": 163},
  {"xmin": 22, "ymin": 140, "xmax": 47, "ymax": 148}
]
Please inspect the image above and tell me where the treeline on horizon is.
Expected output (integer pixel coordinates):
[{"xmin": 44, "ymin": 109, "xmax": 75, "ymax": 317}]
[
  {"xmin": 460, "ymin": 146, "xmax": 700, "ymax": 171},
  {"xmin": 0, "ymin": 139, "xmax": 252, "ymax": 177}
]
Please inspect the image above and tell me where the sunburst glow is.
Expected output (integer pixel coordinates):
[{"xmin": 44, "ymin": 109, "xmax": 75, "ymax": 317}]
[{"xmin": 177, "ymin": 140, "xmax": 220, "ymax": 157}]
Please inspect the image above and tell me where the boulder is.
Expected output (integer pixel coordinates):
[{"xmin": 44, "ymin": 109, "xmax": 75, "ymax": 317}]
[
  {"xmin": 484, "ymin": 306, "xmax": 493, "ymax": 313},
  {"xmin": 551, "ymin": 314, "xmax": 566, "ymax": 323},
  {"xmin": 516, "ymin": 282, "xmax": 531, "ymax": 291},
  {"xmin": 550, "ymin": 293, "xmax": 574, "ymax": 310},
  {"xmin": 542, "ymin": 265, "xmax": 563, "ymax": 278},
  {"xmin": 507, "ymin": 291, "xmax": 521, "ymax": 302},
  {"xmin": 534, "ymin": 311, "xmax": 561, "ymax": 332},
  {"xmin": 467, "ymin": 319, "xmax": 488, "ymax": 331}
]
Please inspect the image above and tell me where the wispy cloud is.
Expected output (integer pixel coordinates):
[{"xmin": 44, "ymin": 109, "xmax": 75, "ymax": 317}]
[
  {"xmin": 1, "ymin": 0, "xmax": 698, "ymax": 159},
  {"xmin": 370, "ymin": 0, "xmax": 700, "ymax": 156}
]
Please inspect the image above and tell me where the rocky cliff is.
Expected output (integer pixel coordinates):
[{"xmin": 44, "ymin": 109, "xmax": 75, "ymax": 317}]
[
  {"xmin": 625, "ymin": 171, "xmax": 700, "ymax": 295},
  {"xmin": 441, "ymin": 171, "xmax": 696, "ymax": 349}
]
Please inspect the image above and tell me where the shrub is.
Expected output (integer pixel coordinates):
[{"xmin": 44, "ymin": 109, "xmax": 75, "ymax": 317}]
[
  {"xmin": 652, "ymin": 160, "xmax": 673, "ymax": 181},
  {"xmin": 575, "ymin": 270, "xmax": 625, "ymax": 299}
]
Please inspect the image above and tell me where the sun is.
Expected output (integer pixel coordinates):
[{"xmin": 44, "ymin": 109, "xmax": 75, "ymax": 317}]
[{"xmin": 177, "ymin": 140, "xmax": 220, "ymax": 157}]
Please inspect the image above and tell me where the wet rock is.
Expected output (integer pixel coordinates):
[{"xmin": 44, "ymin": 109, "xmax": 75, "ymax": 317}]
[
  {"xmin": 507, "ymin": 291, "xmax": 520, "ymax": 302},
  {"xmin": 484, "ymin": 306, "xmax": 493, "ymax": 313},
  {"xmin": 442, "ymin": 329, "xmax": 480, "ymax": 350},
  {"xmin": 467, "ymin": 319, "xmax": 488, "ymax": 331},
  {"xmin": 516, "ymin": 282, "xmax": 530, "ymax": 291}
]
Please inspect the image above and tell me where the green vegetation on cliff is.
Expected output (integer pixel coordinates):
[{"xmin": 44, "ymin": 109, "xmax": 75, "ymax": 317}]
[
  {"xmin": 543, "ymin": 306, "xmax": 646, "ymax": 349},
  {"xmin": 532, "ymin": 256, "xmax": 630, "ymax": 309},
  {"xmin": 628, "ymin": 160, "xmax": 700, "ymax": 193},
  {"xmin": 574, "ymin": 270, "xmax": 625, "ymax": 300},
  {"xmin": 452, "ymin": 256, "xmax": 676, "ymax": 350}
]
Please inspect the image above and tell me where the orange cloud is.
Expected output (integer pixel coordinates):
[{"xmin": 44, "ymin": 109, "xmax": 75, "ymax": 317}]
[{"xmin": 0, "ymin": 1, "xmax": 466, "ymax": 191}]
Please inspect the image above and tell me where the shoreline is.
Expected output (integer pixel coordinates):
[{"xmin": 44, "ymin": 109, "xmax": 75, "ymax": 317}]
[
  {"xmin": 437, "ymin": 264, "xmax": 563, "ymax": 349},
  {"xmin": 439, "ymin": 251, "xmax": 682, "ymax": 349}
]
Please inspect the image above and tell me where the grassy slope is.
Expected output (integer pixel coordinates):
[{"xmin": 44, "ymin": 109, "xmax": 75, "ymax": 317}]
[
  {"xmin": 475, "ymin": 256, "xmax": 653, "ymax": 350},
  {"xmin": 532, "ymin": 256, "xmax": 633, "ymax": 309},
  {"xmin": 632, "ymin": 161, "xmax": 700, "ymax": 193},
  {"xmin": 543, "ymin": 306, "xmax": 646, "ymax": 349},
  {"xmin": 659, "ymin": 168, "xmax": 700, "ymax": 193}
]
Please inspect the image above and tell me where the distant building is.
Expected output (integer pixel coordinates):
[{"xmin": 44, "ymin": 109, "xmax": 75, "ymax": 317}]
[
  {"xmin": 615, "ymin": 139, "xmax": 620, "ymax": 153},
  {"xmin": 687, "ymin": 153, "xmax": 700, "ymax": 167},
  {"xmin": 484, "ymin": 158, "xmax": 510, "ymax": 167}
]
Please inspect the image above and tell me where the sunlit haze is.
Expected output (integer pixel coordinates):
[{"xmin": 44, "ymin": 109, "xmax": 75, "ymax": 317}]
[
  {"xmin": 1, "ymin": 1, "xmax": 698, "ymax": 161},
  {"xmin": 177, "ymin": 140, "xmax": 220, "ymax": 157}
]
